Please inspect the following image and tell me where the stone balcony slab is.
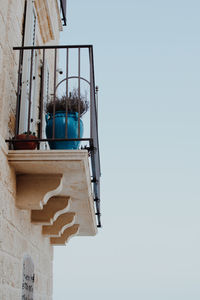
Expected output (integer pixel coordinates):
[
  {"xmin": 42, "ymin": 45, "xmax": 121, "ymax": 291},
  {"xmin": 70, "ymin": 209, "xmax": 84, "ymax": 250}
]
[{"xmin": 7, "ymin": 150, "xmax": 97, "ymax": 241}]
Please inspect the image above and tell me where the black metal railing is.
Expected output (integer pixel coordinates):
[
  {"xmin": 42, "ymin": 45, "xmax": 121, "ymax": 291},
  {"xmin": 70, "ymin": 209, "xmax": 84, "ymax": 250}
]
[{"xmin": 6, "ymin": 45, "xmax": 101, "ymax": 227}]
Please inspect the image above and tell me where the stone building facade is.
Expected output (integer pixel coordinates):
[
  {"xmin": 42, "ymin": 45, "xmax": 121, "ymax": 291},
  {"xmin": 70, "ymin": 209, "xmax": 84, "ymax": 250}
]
[
  {"xmin": 0, "ymin": 1, "xmax": 100, "ymax": 299},
  {"xmin": 0, "ymin": 1, "xmax": 63, "ymax": 299}
]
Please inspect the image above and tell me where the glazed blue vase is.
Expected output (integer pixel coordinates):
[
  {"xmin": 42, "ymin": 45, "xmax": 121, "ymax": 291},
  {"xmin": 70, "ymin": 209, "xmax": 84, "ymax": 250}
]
[{"xmin": 45, "ymin": 111, "xmax": 83, "ymax": 149}]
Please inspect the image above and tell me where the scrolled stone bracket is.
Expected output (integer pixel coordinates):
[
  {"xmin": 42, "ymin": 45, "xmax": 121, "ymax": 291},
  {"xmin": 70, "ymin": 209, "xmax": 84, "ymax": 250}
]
[
  {"xmin": 16, "ymin": 174, "xmax": 63, "ymax": 210},
  {"xmin": 42, "ymin": 212, "xmax": 76, "ymax": 236},
  {"xmin": 15, "ymin": 173, "xmax": 80, "ymax": 244},
  {"xmin": 31, "ymin": 196, "xmax": 71, "ymax": 224},
  {"xmin": 50, "ymin": 224, "xmax": 80, "ymax": 245}
]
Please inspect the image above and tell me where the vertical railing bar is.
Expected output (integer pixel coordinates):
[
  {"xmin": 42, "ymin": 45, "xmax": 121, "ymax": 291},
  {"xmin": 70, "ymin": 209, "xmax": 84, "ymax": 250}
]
[
  {"xmin": 95, "ymin": 86, "xmax": 99, "ymax": 123},
  {"xmin": 89, "ymin": 45, "xmax": 101, "ymax": 227},
  {"xmin": 27, "ymin": 48, "xmax": 34, "ymax": 135},
  {"xmin": 78, "ymin": 47, "xmax": 81, "ymax": 138},
  {"xmin": 53, "ymin": 48, "xmax": 57, "ymax": 139},
  {"xmin": 89, "ymin": 47, "xmax": 93, "ymax": 139},
  {"xmin": 15, "ymin": 49, "xmax": 23, "ymax": 136},
  {"xmin": 65, "ymin": 48, "xmax": 69, "ymax": 138},
  {"xmin": 39, "ymin": 49, "xmax": 45, "ymax": 147},
  {"xmin": 90, "ymin": 46, "xmax": 101, "ymax": 176}
]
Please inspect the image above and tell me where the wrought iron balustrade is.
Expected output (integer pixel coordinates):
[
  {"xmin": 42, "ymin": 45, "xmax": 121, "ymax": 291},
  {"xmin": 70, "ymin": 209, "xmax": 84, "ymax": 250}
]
[{"xmin": 6, "ymin": 44, "xmax": 101, "ymax": 227}]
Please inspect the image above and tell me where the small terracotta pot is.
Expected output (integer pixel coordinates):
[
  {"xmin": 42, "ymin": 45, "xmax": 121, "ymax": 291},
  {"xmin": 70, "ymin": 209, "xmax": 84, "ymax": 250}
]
[{"xmin": 13, "ymin": 134, "xmax": 38, "ymax": 150}]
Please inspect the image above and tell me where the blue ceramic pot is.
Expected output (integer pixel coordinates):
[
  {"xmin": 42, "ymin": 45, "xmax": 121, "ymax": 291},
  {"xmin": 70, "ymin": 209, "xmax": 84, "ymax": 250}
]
[{"xmin": 45, "ymin": 111, "xmax": 83, "ymax": 149}]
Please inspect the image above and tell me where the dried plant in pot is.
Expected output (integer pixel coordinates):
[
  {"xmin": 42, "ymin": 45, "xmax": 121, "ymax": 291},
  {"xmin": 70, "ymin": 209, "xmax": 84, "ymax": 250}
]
[
  {"xmin": 45, "ymin": 88, "xmax": 89, "ymax": 150},
  {"xmin": 13, "ymin": 131, "xmax": 38, "ymax": 150}
]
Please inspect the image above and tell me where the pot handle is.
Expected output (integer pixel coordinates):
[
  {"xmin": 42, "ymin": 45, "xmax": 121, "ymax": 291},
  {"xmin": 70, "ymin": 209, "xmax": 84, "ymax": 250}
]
[{"xmin": 45, "ymin": 113, "xmax": 50, "ymax": 123}]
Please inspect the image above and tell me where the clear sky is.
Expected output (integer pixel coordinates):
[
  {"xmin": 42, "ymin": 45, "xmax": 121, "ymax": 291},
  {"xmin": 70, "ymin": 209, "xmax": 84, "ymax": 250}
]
[{"xmin": 54, "ymin": 1, "xmax": 200, "ymax": 299}]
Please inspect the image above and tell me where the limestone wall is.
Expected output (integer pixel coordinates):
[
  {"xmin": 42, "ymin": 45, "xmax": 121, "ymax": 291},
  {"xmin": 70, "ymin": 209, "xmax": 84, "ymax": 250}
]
[
  {"xmin": 0, "ymin": 139, "xmax": 53, "ymax": 298},
  {"xmin": 0, "ymin": 0, "xmax": 62, "ymax": 299}
]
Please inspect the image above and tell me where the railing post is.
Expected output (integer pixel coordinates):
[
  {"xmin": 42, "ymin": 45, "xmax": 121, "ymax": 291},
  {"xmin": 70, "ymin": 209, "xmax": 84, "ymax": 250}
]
[
  {"xmin": 38, "ymin": 49, "xmax": 45, "ymax": 148},
  {"xmin": 89, "ymin": 46, "xmax": 101, "ymax": 227},
  {"xmin": 15, "ymin": 49, "xmax": 23, "ymax": 136},
  {"xmin": 89, "ymin": 47, "xmax": 94, "ymax": 139},
  {"xmin": 65, "ymin": 48, "xmax": 69, "ymax": 138},
  {"xmin": 53, "ymin": 48, "xmax": 57, "ymax": 139},
  {"xmin": 95, "ymin": 86, "xmax": 99, "ymax": 123},
  {"xmin": 27, "ymin": 49, "xmax": 34, "ymax": 135},
  {"xmin": 78, "ymin": 47, "xmax": 81, "ymax": 138}
]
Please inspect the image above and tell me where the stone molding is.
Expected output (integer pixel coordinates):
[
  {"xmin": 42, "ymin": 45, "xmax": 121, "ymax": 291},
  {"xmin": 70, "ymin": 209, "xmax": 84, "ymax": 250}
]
[{"xmin": 35, "ymin": 0, "xmax": 55, "ymax": 43}]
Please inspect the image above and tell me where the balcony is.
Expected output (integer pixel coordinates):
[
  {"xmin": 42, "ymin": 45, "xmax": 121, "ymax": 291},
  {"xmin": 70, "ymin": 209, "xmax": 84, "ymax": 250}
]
[{"xmin": 6, "ymin": 45, "xmax": 101, "ymax": 244}]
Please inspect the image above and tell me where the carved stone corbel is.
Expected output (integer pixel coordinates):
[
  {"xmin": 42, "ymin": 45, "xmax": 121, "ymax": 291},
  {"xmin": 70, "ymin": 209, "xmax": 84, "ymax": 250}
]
[
  {"xmin": 31, "ymin": 196, "xmax": 71, "ymax": 224},
  {"xmin": 50, "ymin": 224, "xmax": 80, "ymax": 245},
  {"xmin": 16, "ymin": 174, "xmax": 62, "ymax": 209},
  {"xmin": 42, "ymin": 212, "xmax": 76, "ymax": 236}
]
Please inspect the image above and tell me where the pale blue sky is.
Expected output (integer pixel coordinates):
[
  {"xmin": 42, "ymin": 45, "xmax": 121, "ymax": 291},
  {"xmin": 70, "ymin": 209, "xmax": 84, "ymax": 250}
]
[{"xmin": 54, "ymin": 1, "xmax": 200, "ymax": 299}]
